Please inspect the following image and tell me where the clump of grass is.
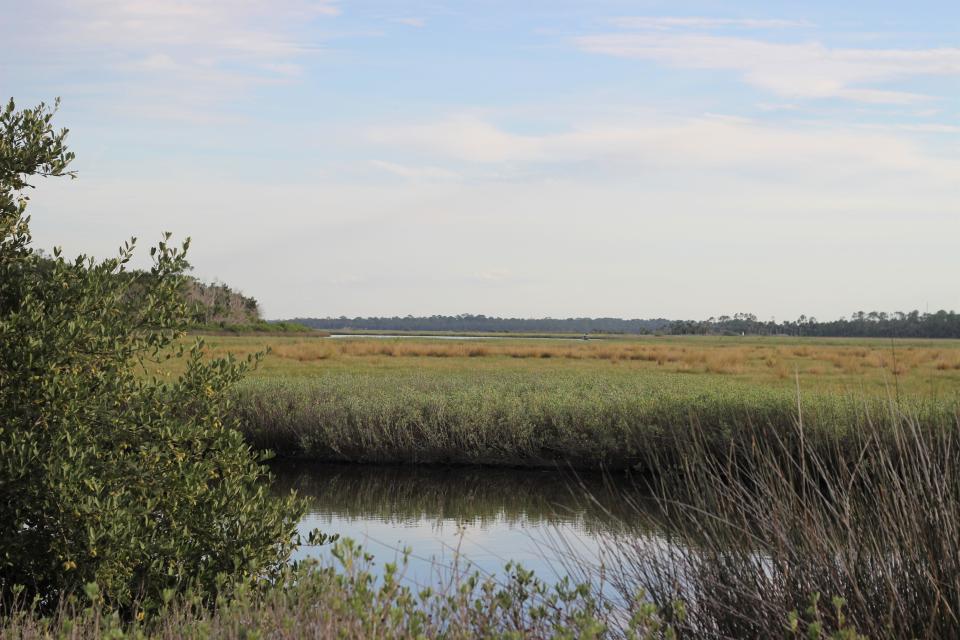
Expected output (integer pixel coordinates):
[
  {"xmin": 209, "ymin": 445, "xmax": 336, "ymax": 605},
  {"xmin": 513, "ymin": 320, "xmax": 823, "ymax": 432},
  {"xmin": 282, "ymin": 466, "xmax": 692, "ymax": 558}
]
[
  {"xmin": 594, "ymin": 403, "xmax": 960, "ymax": 638},
  {"xmin": 271, "ymin": 342, "xmax": 338, "ymax": 361}
]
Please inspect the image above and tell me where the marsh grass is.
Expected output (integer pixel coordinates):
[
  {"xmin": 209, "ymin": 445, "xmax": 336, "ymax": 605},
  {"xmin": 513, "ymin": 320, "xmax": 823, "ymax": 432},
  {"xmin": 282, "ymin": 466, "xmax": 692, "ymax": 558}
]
[
  {"xmin": 161, "ymin": 336, "xmax": 960, "ymax": 400},
  {"xmin": 590, "ymin": 402, "xmax": 960, "ymax": 638},
  {"xmin": 231, "ymin": 369, "xmax": 958, "ymax": 469},
  {"xmin": 256, "ymin": 337, "xmax": 960, "ymax": 377},
  {"xmin": 202, "ymin": 334, "xmax": 960, "ymax": 469}
]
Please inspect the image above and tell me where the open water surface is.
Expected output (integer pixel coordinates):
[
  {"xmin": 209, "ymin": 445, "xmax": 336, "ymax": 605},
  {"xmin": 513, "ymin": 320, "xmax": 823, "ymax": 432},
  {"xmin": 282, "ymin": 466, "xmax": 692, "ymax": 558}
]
[{"xmin": 271, "ymin": 462, "xmax": 664, "ymax": 588}]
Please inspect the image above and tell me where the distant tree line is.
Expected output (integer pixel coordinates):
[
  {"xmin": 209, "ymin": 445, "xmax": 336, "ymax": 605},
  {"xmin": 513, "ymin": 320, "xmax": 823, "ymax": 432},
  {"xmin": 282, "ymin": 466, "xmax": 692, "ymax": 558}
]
[
  {"xmin": 288, "ymin": 314, "xmax": 672, "ymax": 334},
  {"xmin": 287, "ymin": 310, "xmax": 960, "ymax": 339},
  {"xmin": 667, "ymin": 310, "xmax": 960, "ymax": 339}
]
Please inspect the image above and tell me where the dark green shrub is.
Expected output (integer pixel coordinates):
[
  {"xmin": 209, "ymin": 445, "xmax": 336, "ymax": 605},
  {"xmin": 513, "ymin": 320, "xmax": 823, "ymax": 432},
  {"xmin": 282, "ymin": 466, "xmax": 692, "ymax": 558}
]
[{"xmin": 0, "ymin": 99, "xmax": 302, "ymax": 610}]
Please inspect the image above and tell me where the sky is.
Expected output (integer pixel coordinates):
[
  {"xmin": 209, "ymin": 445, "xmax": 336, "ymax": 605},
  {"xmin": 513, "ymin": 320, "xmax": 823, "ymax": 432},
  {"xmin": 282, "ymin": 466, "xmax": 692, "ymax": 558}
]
[{"xmin": 2, "ymin": 0, "xmax": 959, "ymax": 321}]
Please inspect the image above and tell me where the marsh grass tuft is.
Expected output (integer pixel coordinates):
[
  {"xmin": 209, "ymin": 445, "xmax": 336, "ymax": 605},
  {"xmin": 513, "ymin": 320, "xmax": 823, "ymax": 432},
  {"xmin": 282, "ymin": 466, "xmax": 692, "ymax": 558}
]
[{"xmin": 592, "ymin": 402, "xmax": 960, "ymax": 638}]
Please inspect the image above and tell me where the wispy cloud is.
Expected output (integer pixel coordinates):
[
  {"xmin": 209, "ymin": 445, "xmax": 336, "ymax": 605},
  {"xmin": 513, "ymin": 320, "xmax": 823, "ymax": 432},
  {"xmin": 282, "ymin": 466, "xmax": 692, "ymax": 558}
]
[
  {"xmin": 856, "ymin": 122, "xmax": 960, "ymax": 134},
  {"xmin": 370, "ymin": 160, "xmax": 459, "ymax": 180},
  {"xmin": 394, "ymin": 17, "xmax": 426, "ymax": 28},
  {"xmin": 368, "ymin": 117, "xmax": 541, "ymax": 164},
  {"xmin": 610, "ymin": 16, "xmax": 811, "ymax": 30},
  {"xmin": 367, "ymin": 114, "xmax": 960, "ymax": 183},
  {"xmin": 2, "ymin": 0, "xmax": 339, "ymax": 122},
  {"xmin": 59, "ymin": 0, "xmax": 337, "ymax": 58},
  {"xmin": 575, "ymin": 31, "xmax": 960, "ymax": 103},
  {"xmin": 472, "ymin": 269, "xmax": 512, "ymax": 283}
]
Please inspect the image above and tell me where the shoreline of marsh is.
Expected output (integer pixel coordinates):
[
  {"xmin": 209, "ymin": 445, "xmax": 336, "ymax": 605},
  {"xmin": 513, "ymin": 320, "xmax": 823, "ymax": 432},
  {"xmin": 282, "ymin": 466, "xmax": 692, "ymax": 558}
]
[
  {"xmin": 232, "ymin": 371, "xmax": 960, "ymax": 470},
  {"xmin": 213, "ymin": 336, "xmax": 960, "ymax": 469}
]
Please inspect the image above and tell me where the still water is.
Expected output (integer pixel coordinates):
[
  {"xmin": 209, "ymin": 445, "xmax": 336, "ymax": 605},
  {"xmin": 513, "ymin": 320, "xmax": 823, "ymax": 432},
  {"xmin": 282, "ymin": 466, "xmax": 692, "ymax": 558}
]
[{"xmin": 271, "ymin": 462, "xmax": 663, "ymax": 588}]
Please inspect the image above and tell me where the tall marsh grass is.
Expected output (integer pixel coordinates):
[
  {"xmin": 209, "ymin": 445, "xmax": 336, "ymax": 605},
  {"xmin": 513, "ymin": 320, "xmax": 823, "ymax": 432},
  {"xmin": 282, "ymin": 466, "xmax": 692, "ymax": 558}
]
[
  {"xmin": 231, "ymin": 370, "xmax": 958, "ymax": 469},
  {"xmin": 590, "ymin": 404, "xmax": 960, "ymax": 638}
]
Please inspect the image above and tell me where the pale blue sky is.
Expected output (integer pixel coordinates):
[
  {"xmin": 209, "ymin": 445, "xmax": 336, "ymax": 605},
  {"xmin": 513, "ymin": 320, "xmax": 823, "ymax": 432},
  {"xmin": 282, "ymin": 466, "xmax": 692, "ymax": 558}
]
[{"xmin": 3, "ymin": 1, "xmax": 958, "ymax": 319}]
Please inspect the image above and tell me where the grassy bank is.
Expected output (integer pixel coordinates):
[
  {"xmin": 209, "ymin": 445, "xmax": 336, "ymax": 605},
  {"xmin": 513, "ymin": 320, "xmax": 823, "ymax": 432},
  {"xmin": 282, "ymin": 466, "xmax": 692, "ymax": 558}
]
[
  {"xmin": 158, "ymin": 334, "xmax": 960, "ymax": 469},
  {"xmin": 232, "ymin": 369, "xmax": 957, "ymax": 468}
]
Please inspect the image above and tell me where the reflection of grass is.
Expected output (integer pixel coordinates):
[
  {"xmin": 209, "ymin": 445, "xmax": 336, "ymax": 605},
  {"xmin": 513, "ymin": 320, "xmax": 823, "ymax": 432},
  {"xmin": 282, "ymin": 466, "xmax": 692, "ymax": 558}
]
[{"xmin": 270, "ymin": 462, "xmax": 654, "ymax": 533}]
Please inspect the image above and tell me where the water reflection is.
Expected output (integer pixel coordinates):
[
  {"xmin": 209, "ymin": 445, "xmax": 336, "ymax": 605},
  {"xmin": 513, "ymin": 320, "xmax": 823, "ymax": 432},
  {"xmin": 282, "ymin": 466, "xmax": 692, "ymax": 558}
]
[{"xmin": 271, "ymin": 462, "xmax": 663, "ymax": 586}]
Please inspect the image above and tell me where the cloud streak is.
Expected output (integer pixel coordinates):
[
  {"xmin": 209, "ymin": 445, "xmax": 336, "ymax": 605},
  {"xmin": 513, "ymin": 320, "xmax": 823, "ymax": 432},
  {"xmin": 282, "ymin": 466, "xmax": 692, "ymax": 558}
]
[
  {"xmin": 2, "ymin": 0, "xmax": 340, "ymax": 122},
  {"xmin": 576, "ymin": 31, "xmax": 960, "ymax": 103},
  {"xmin": 370, "ymin": 160, "xmax": 459, "ymax": 180},
  {"xmin": 394, "ymin": 17, "xmax": 426, "ymax": 28},
  {"xmin": 610, "ymin": 16, "xmax": 811, "ymax": 30},
  {"xmin": 367, "ymin": 114, "xmax": 960, "ymax": 183}
]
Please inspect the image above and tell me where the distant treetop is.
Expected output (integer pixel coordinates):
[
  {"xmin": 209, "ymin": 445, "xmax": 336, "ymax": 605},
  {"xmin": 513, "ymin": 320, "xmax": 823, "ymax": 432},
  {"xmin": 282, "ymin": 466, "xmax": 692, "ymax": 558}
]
[{"xmin": 286, "ymin": 310, "xmax": 960, "ymax": 339}]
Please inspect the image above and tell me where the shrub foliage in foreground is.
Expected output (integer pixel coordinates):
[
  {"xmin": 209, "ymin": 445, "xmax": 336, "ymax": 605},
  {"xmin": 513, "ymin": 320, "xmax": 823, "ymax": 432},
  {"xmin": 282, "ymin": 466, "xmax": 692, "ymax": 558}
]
[
  {"xmin": 0, "ymin": 540, "xmax": 868, "ymax": 639},
  {"xmin": 0, "ymin": 98, "xmax": 301, "ymax": 609}
]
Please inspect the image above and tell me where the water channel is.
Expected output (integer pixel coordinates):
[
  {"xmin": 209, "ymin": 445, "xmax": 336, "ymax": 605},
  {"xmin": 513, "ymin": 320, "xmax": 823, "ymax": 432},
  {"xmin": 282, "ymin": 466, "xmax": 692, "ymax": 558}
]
[{"xmin": 271, "ymin": 462, "xmax": 665, "ymax": 589}]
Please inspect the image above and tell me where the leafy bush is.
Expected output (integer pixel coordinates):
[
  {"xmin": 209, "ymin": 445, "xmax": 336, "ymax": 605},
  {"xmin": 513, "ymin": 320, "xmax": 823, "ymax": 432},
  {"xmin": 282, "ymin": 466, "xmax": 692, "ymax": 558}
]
[{"xmin": 0, "ymin": 98, "xmax": 302, "ymax": 610}]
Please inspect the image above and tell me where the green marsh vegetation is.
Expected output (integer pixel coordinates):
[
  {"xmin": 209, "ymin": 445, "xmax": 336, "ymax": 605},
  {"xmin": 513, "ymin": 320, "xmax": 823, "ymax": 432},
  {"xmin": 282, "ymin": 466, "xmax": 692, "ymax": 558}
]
[
  {"xmin": 1, "ymin": 546, "xmax": 620, "ymax": 639},
  {"xmin": 196, "ymin": 335, "xmax": 960, "ymax": 636},
  {"xmin": 178, "ymin": 334, "xmax": 960, "ymax": 469},
  {"xmin": 235, "ymin": 369, "xmax": 950, "ymax": 468}
]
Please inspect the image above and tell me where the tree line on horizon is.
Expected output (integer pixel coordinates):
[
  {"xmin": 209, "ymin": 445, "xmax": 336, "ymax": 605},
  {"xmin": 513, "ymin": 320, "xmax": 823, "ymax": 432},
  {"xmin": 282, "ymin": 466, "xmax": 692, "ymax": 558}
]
[
  {"xmin": 287, "ymin": 310, "xmax": 960, "ymax": 339},
  {"xmin": 668, "ymin": 310, "xmax": 960, "ymax": 338},
  {"xmin": 288, "ymin": 314, "xmax": 672, "ymax": 334}
]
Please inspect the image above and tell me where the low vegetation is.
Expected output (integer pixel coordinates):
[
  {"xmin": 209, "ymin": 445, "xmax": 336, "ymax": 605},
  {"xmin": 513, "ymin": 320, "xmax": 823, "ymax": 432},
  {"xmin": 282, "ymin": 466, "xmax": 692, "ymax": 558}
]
[
  {"xmin": 191, "ymin": 320, "xmax": 320, "ymax": 335},
  {"xmin": 291, "ymin": 313, "xmax": 670, "ymax": 335},
  {"xmin": 3, "ymin": 538, "xmax": 869, "ymax": 639},
  {"xmin": 0, "ymin": 544, "xmax": 617, "ymax": 639}
]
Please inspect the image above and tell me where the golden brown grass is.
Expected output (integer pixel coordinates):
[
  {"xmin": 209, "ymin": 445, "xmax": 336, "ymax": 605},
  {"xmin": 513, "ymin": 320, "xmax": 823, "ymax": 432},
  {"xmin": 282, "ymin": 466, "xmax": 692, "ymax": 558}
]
[
  {"xmin": 159, "ymin": 335, "xmax": 960, "ymax": 396},
  {"xmin": 266, "ymin": 338, "xmax": 960, "ymax": 375}
]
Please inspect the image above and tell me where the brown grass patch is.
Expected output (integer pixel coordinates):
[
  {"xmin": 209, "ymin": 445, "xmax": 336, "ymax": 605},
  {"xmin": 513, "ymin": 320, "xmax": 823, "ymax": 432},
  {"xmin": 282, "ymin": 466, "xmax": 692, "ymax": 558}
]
[{"xmin": 255, "ymin": 338, "xmax": 960, "ymax": 385}]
